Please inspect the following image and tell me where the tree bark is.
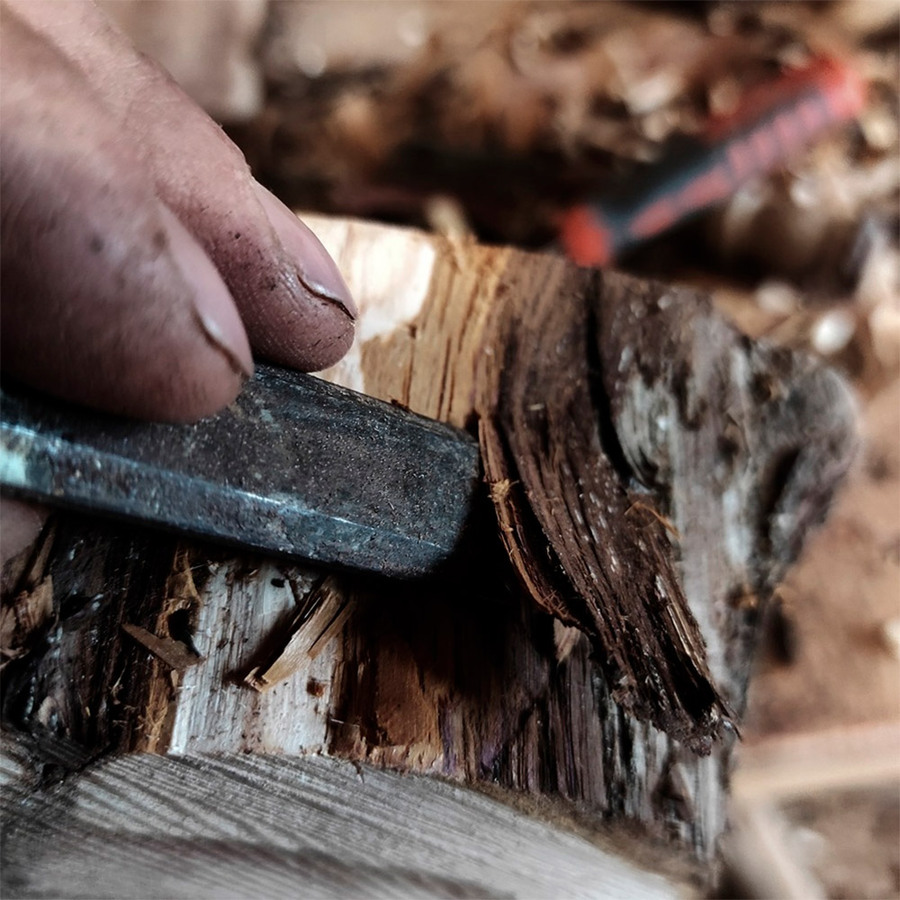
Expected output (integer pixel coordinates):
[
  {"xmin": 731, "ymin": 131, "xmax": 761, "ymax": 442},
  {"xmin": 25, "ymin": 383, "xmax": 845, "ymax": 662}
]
[{"xmin": 0, "ymin": 217, "xmax": 857, "ymax": 892}]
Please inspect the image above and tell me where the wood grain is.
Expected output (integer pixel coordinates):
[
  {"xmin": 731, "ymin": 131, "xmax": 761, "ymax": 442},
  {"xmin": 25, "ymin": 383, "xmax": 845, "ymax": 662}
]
[{"xmin": 0, "ymin": 750, "xmax": 683, "ymax": 899}]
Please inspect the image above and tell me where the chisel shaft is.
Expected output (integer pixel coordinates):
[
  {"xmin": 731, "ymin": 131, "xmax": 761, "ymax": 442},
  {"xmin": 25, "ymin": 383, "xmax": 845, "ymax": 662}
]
[{"xmin": 0, "ymin": 366, "xmax": 482, "ymax": 578}]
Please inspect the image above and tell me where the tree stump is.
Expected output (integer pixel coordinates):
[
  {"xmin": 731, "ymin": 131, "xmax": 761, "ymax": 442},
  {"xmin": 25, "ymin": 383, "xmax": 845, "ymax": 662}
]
[{"xmin": 1, "ymin": 216, "xmax": 857, "ymax": 895}]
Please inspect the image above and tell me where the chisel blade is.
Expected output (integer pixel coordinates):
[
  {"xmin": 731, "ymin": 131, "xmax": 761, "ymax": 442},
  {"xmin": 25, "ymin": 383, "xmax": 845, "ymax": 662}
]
[{"xmin": 0, "ymin": 366, "xmax": 482, "ymax": 578}]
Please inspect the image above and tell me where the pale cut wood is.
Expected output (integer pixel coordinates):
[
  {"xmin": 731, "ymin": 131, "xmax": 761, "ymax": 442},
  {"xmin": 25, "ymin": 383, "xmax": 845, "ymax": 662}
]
[
  {"xmin": 0, "ymin": 216, "xmax": 857, "ymax": 887},
  {"xmin": 723, "ymin": 799, "xmax": 828, "ymax": 900},
  {"xmin": 99, "ymin": 0, "xmax": 267, "ymax": 122}
]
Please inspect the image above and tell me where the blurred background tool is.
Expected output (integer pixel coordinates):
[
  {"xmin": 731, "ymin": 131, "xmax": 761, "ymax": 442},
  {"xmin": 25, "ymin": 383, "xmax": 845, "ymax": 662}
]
[{"xmin": 559, "ymin": 57, "xmax": 867, "ymax": 266}]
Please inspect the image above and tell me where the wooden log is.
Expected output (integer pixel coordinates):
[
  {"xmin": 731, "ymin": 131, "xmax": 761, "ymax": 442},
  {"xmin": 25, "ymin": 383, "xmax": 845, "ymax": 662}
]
[{"xmin": 0, "ymin": 217, "xmax": 856, "ymax": 891}]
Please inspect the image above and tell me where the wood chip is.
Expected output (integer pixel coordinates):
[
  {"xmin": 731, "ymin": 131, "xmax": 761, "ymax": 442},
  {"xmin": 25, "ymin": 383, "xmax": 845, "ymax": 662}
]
[
  {"xmin": 0, "ymin": 576, "xmax": 54, "ymax": 668},
  {"xmin": 244, "ymin": 578, "xmax": 354, "ymax": 692},
  {"xmin": 121, "ymin": 623, "xmax": 201, "ymax": 671}
]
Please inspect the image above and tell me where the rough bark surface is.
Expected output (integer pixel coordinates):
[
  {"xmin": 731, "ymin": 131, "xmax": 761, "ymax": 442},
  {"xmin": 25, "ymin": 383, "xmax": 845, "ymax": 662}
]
[
  {"xmin": 477, "ymin": 262, "xmax": 857, "ymax": 753},
  {"xmin": 479, "ymin": 262, "xmax": 724, "ymax": 752},
  {"xmin": 0, "ymin": 218, "xmax": 857, "ymax": 889}
]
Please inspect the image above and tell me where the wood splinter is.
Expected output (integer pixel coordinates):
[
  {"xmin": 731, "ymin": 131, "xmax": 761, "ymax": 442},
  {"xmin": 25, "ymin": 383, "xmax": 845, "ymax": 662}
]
[
  {"xmin": 121, "ymin": 623, "xmax": 201, "ymax": 672},
  {"xmin": 0, "ymin": 218, "xmax": 860, "ymax": 883},
  {"xmin": 244, "ymin": 578, "xmax": 354, "ymax": 693}
]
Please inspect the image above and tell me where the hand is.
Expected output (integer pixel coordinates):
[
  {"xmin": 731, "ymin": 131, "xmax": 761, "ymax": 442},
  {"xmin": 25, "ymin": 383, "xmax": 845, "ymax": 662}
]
[{"xmin": 0, "ymin": 0, "xmax": 357, "ymax": 565}]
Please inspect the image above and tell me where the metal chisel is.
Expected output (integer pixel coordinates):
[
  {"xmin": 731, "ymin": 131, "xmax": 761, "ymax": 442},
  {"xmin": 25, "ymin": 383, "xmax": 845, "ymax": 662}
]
[{"xmin": 0, "ymin": 366, "xmax": 482, "ymax": 579}]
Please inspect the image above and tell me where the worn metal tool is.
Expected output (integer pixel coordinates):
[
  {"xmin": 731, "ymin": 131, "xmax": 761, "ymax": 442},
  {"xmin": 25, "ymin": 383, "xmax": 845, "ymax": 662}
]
[{"xmin": 0, "ymin": 366, "xmax": 482, "ymax": 578}]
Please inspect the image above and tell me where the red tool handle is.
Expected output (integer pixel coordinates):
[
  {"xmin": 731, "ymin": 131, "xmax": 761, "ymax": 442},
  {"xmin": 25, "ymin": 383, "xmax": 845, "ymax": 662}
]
[{"xmin": 560, "ymin": 57, "xmax": 867, "ymax": 267}]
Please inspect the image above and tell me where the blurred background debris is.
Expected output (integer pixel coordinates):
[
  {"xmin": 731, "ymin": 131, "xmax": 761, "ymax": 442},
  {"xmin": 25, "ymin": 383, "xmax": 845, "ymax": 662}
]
[{"xmin": 99, "ymin": 2, "xmax": 899, "ymax": 896}]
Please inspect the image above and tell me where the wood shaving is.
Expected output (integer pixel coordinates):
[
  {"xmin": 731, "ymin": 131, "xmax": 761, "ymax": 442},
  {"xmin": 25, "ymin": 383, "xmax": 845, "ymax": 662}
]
[{"xmin": 244, "ymin": 578, "xmax": 354, "ymax": 692}]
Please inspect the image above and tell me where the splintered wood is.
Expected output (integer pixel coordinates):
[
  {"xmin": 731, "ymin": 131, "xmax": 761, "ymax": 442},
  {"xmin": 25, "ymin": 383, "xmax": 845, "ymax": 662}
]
[
  {"xmin": 244, "ymin": 578, "xmax": 354, "ymax": 691},
  {"xmin": 478, "ymin": 263, "xmax": 726, "ymax": 753},
  {"xmin": 0, "ymin": 576, "xmax": 53, "ymax": 669},
  {"xmin": 0, "ymin": 218, "xmax": 857, "ymax": 885},
  {"xmin": 477, "ymin": 262, "xmax": 856, "ymax": 753},
  {"xmin": 120, "ymin": 623, "xmax": 200, "ymax": 672}
]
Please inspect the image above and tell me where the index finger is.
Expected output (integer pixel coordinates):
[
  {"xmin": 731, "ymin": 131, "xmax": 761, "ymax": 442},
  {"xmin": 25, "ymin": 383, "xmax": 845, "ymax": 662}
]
[{"xmin": 10, "ymin": 0, "xmax": 357, "ymax": 373}]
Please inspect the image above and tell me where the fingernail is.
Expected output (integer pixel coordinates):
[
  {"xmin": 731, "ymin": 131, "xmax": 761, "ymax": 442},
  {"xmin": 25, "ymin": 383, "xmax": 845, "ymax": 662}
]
[
  {"xmin": 158, "ymin": 204, "xmax": 254, "ymax": 378},
  {"xmin": 251, "ymin": 182, "xmax": 357, "ymax": 320}
]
